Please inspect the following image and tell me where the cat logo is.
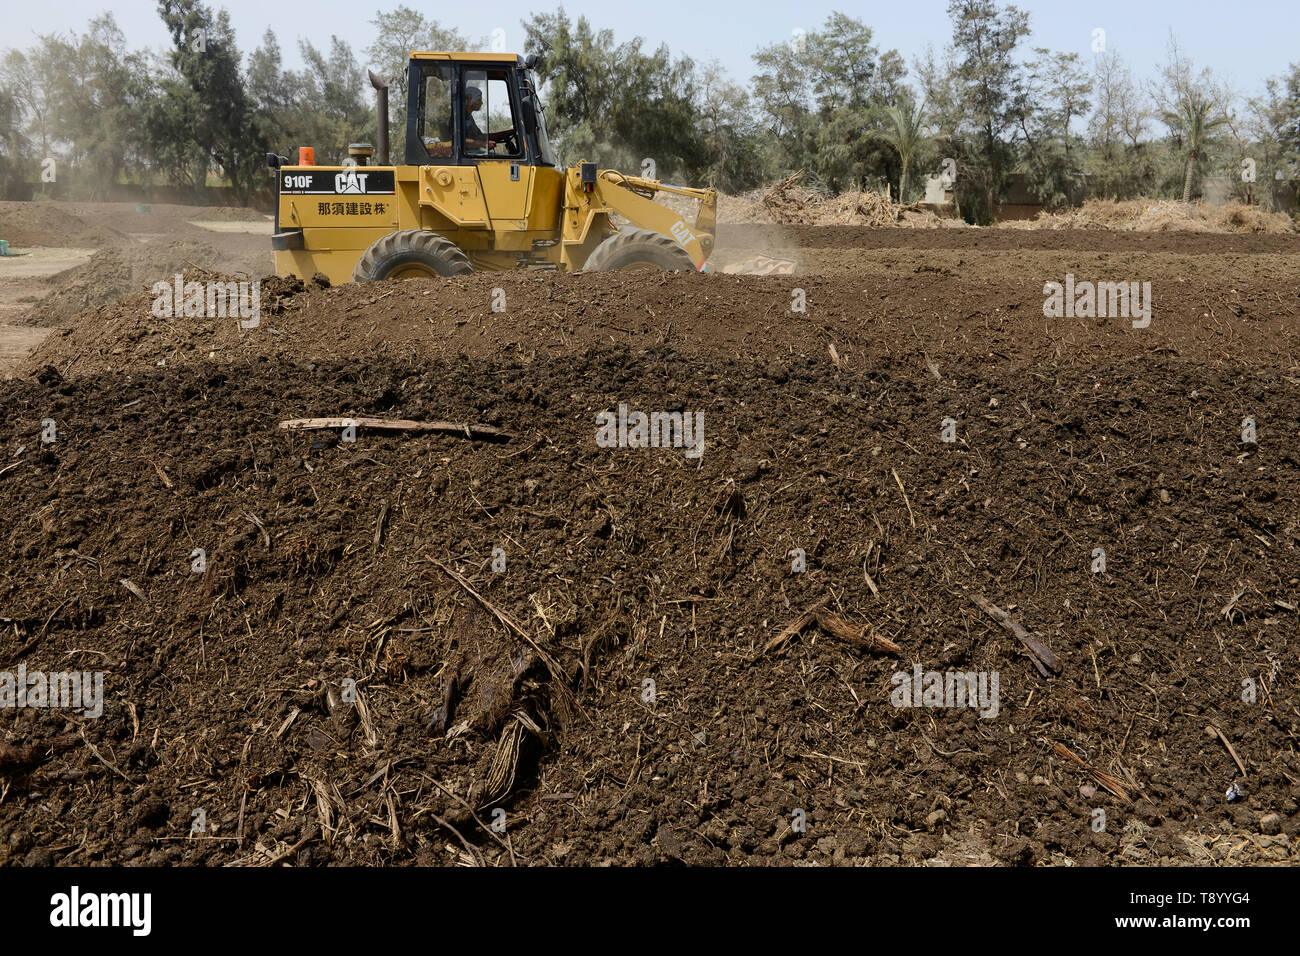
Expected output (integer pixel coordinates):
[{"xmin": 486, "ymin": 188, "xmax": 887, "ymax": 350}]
[
  {"xmin": 335, "ymin": 170, "xmax": 370, "ymax": 194},
  {"xmin": 670, "ymin": 220, "xmax": 697, "ymax": 247}
]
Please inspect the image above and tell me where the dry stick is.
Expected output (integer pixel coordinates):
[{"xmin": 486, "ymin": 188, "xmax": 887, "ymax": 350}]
[
  {"xmin": 427, "ymin": 813, "xmax": 486, "ymax": 867},
  {"xmin": 891, "ymin": 468, "xmax": 916, "ymax": 529},
  {"xmin": 279, "ymin": 417, "xmax": 514, "ymax": 441},
  {"xmin": 245, "ymin": 512, "xmax": 271, "ymax": 550},
  {"xmin": 763, "ymin": 598, "xmax": 899, "ymax": 656},
  {"xmin": 1220, "ymin": 586, "xmax": 1248, "ymax": 620},
  {"xmin": 150, "ymin": 459, "xmax": 174, "ymax": 489},
  {"xmin": 861, "ymin": 541, "xmax": 880, "ymax": 596},
  {"xmin": 972, "ymin": 594, "xmax": 1061, "ymax": 676},
  {"xmin": 1205, "ymin": 725, "xmax": 1248, "ymax": 778},
  {"xmin": 429, "ymin": 559, "xmax": 575, "ymax": 710},
  {"xmin": 1052, "ymin": 742, "xmax": 1132, "ymax": 803},
  {"xmin": 762, "ymin": 598, "xmax": 827, "ymax": 655},
  {"xmin": 374, "ymin": 501, "xmax": 389, "ymax": 550},
  {"xmin": 79, "ymin": 730, "xmax": 133, "ymax": 782},
  {"xmin": 813, "ymin": 607, "xmax": 900, "ymax": 654},
  {"xmin": 260, "ymin": 826, "xmax": 319, "ymax": 867},
  {"xmin": 421, "ymin": 774, "xmax": 514, "ymax": 858}
]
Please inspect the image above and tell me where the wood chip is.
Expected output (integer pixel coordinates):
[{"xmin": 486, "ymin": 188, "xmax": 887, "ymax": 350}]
[
  {"xmin": 1205, "ymin": 724, "xmax": 1248, "ymax": 778},
  {"xmin": 972, "ymin": 594, "xmax": 1060, "ymax": 676},
  {"xmin": 150, "ymin": 459, "xmax": 174, "ymax": 489},
  {"xmin": 763, "ymin": 597, "xmax": 899, "ymax": 656},
  {"xmin": 1052, "ymin": 741, "xmax": 1132, "ymax": 802}
]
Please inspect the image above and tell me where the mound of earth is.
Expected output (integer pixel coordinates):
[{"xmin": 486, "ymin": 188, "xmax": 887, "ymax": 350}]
[
  {"xmin": 0, "ymin": 202, "xmax": 126, "ymax": 248},
  {"xmin": 20, "ymin": 239, "xmax": 262, "ymax": 328},
  {"xmin": 1, "ymin": 230, "xmax": 1298, "ymax": 868},
  {"xmin": 56, "ymin": 201, "xmax": 269, "ymax": 232}
]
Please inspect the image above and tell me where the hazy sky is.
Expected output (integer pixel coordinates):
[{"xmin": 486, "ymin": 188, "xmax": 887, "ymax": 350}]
[{"xmin": 6, "ymin": 0, "xmax": 1296, "ymax": 98}]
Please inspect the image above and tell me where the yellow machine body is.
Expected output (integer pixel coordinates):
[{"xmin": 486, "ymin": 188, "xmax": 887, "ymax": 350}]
[{"xmin": 270, "ymin": 52, "xmax": 716, "ymax": 283}]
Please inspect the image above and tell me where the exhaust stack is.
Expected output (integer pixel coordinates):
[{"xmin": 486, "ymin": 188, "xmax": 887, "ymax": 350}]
[{"xmin": 369, "ymin": 70, "xmax": 389, "ymax": 166}]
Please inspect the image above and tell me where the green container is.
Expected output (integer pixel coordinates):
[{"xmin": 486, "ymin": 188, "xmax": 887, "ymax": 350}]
[
  {"xmin": 135, "ymin": 204, "xmax": 151, "ymax": 214},
  {"xmin": 0, "ymin": 240, "xmax": 10, "ymax": 256}
]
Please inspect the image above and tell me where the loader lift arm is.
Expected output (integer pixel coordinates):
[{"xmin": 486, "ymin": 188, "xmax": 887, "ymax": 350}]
[{"xmin": 589, "ymin": 171, "xmax": 717, "ymax": 267}]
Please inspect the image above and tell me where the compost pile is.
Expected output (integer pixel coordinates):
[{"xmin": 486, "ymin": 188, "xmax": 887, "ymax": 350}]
[
  {"xmin": 20, "ymin": 240, "xmax": 237, "ymax": 327},
  {"xmin": 0, "ymin": 202, "xmax": 126, "ymax": 248},
  {"xmin": 1, "ymin": 226, "xmax": 1298, "ymax": 868}
]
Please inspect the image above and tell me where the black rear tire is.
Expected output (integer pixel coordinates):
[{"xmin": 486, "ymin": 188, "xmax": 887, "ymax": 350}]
[
  {"xmin": 582, "ymin": 228, "xmax": 696, "ymax": 272},
  {"xmin": 352, "ymin": 230, "xmax": 472, "ymax": 281}
]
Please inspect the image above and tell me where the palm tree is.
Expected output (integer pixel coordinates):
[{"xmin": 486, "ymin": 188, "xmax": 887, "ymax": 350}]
[
  {"xmin": 877, "ymin": 97, "xmax": 928, "ymax": 203},
  {"xmin": 1164, "ymin": 90, "xmax": 1227, "ymax": 203}
]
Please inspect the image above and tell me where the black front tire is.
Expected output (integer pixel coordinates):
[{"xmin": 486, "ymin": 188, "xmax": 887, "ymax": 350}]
[
  {"xmin": 352, "ymin": 230, "xmax": 473, "ymax": 281},
  {"xmin": 582, "ymin": 228, "xmax": 696, "ymax": 271}
]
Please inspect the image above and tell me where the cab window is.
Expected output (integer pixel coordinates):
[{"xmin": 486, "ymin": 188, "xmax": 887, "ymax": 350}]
[
  {"xmin": 461, "ymin": 69, "xmax": 524, "ymax": 159},
  {"xmin": 418, "ymin": 64, "xmax": 454, "ymax": 158}
]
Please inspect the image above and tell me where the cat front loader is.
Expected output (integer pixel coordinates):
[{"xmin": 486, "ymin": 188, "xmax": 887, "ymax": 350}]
[{"xmin": 268, "ymin": 51, "xmax": 717, "ymax": 283}]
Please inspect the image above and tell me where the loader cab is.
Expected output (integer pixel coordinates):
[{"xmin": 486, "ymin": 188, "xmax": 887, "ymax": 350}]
[{"xmin": 404, "ymin": 53, "xmax": 556, "ymax": 169}]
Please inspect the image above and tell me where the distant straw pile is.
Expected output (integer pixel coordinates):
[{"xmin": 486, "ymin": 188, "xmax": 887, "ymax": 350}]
[{"xmin": 1002, "ymin": 198, "xmax": 1296, "ymax": 234}]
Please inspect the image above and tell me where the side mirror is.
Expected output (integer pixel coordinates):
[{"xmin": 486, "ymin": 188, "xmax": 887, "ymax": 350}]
[
  {"xmin": 521, "ymin": 98, "xmax": 538, "ymax": 135},
  {"xmin": 524, "ymin": 53, "xmax": 541, "ymax": 71}
]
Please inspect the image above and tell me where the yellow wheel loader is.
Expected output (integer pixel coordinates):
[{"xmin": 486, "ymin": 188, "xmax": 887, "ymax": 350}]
[{"xmin": 268, "ymin": 52, "xmax": 717, "ymax": 283}]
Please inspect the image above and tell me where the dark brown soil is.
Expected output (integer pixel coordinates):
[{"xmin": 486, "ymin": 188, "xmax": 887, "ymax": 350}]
[
  {"xmin": 717, "ymin": 223, "xmax": 1300, "ymax": 253},
  {"xmin": 1, "ymin": 227, "xmax": 1298, "ymax": 867}
]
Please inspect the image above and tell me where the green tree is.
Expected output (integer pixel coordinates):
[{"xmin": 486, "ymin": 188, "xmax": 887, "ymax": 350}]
[
  {"xmin": 522, "ymin": 8, "xmax": 711, "ymax": 182},
  {"xmin": 1156, "ymin": 44, "xmax": 1228, "ymax": 203},
  {"xmin": 140, "ymin": 50, "xmax": 207, "ymax": 191},
  {"xmin": 695, "ymin": 60, "xmax": 765, "ymax": 190},
  {"xmin": 364, "ymin": 6, "xmax": 467, "ymax": 140},
  {"xmin": 751, "ymin": 12, "xmax": 910, "ymax": 192},
  {"xmin": 247, "ymin": 29, "xmax": 294, "ymax": 149},
  {"xmin": 156, "ymin": 0, "xmax": 265, "ymax": 199},
  {"xmin": 295, "ymin": 37, "xmax": 373, "ymax": 162},
  {"xmin": 1166, "ymin": 91, "xmax": 1228, "ymax": 202},
  {"xmin": 0, "ymin": 88, "xmax": 31, "ymax": 199},
  {"xmin": 946, "ymin": 0, "xmax": 1030, "ymax": 221},
  {"xmin": 876, "ymin": 96, "xmax": 928, "ymax": 201},
  {"xmin": 53, "ymin": 16, "xmax": 151, "ymax": 197},
  {"xmin": 1013, "ymin": 48, "xmax": 1092, "ymax": 208},
  {"xmin": 1084, "ymin": 49, "xmax": 1155, "ymax": 199},
  {"xmin": 1249, "ymin": 64, "xmax": 1299, "ymax": 209},
  {"xmin": 1, "ymin": 44, "xmax": 62, "ymax": 163},
  {"xmin": 1281, "ymin": 64, "xmax": 1300, "ymax": 166}
]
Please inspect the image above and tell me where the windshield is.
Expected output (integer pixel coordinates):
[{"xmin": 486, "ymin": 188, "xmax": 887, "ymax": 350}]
[{"xmin": 526, "ymin": 72, "xmax": 557, "ymax": 167}]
